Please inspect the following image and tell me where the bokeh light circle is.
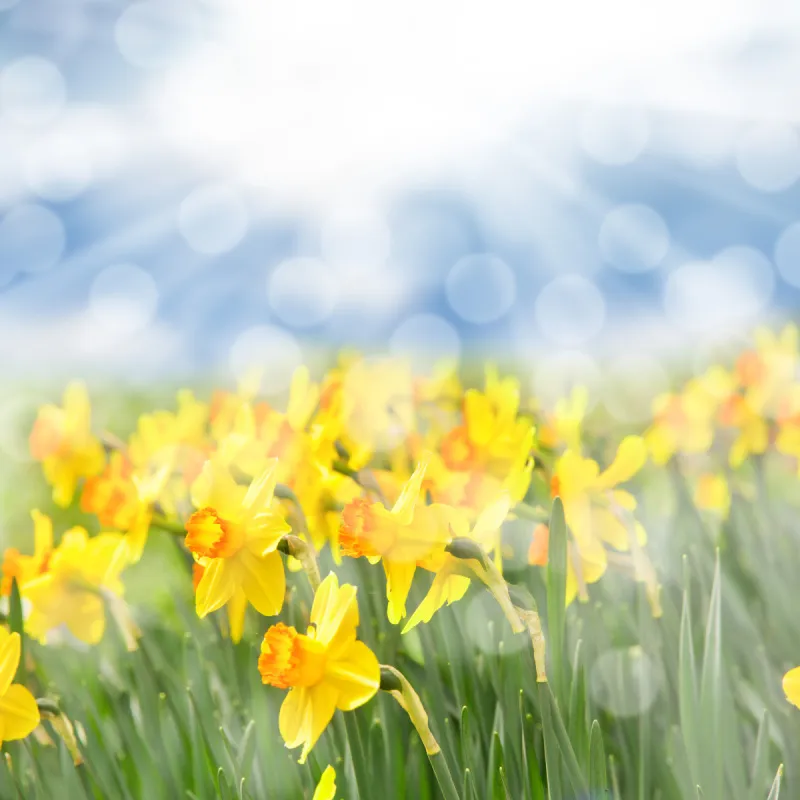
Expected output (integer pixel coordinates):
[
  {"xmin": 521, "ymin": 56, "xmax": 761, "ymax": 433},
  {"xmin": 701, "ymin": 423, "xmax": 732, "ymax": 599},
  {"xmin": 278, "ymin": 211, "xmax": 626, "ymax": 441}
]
[
  {"xmin": 665, "ymin": 246, "xmax": 774, "ymax": 334},
  {"xmin": 736, "ymin": 124, "xmax": 800, "ymax": 193},
  {"xmin": 580, "ymin": 106, "xmax": 649, "ymax": 166},
  {"xmin": 0, "ymin": 56, "xmax": 66, "ymax": 127},
  {"xmin": 229, "ymin": 325, "xmax": 302, "ymax": 395},
  {"xmin": 178, "ymin": 183, "xmax": 249, "ymax": 255},
  {"xmin": 320, "ymin": 206, "xmax": 392, "ymax": 267},
  {"xmin": 268, "ymin": 257, "xmax": 338, "ymax": 328},
  {"xmin": 775, "ymin": 221, "xmax": 800, "ymax": 288},
  {"xmin": 446, "ymin": 254, "xmax": 516, "ymax": 324},
  {"xmin": 535, "ymin": 275, "xmax": 605, "ymax": 346},
  {"xmin": 89, "ymin": 264, "xmax": 159, "ymax": 337},
  {"xmin": 603, "ymin": 354, "xmax": 669, "ymax": 424},
  {"xmin": 590, "ymin": 647, "xmax": 663, "ymax": 717},
  {"xmin": 598, "ymin": 204, "xmax": 670, "ymax": 273},
  {"xmin": 389, "ymin": 313, "xmax": 461, "ymax": 373},
  {"xmin": 0, "ymin": 204, "xmax": 65, "ymax": 281},
  {"xmin": 115, "ymin": 0, "xmax": 201, "ymax": 70}
]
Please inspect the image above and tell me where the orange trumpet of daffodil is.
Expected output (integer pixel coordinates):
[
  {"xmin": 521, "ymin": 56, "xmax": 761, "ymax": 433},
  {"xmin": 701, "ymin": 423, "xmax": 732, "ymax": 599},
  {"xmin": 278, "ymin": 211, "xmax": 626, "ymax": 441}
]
[
  {"xmin": 185, "ymin": 457, "xmax": 290, "ymax": 621},
  {"xmin": 258, "ymin": 572, "xmax": 380, "ymax": 764},
  {"xmin": 0, "ymin": 629, "xmax": 40, "ymax": 747}
]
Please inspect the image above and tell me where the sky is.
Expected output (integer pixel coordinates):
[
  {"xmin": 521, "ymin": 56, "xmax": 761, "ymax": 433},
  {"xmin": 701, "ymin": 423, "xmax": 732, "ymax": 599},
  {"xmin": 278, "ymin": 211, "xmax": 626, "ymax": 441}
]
[{"xmin": 1, "ymin": 0, "xmax": 800, "ymax": 401}]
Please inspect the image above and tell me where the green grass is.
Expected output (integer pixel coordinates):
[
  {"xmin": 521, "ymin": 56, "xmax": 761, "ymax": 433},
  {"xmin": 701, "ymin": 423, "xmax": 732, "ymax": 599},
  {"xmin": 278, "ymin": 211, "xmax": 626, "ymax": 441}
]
[{"xmin": 1, "ymin": 392, "xmax": 798, "ymax": 799}]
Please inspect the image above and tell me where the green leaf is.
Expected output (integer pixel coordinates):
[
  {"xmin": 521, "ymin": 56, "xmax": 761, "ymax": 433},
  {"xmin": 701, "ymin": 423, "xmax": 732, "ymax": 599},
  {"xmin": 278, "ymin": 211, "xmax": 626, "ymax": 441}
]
[
  {"xmin": 588, "ymin": 720, "xmax": 608, "ymax": 796},
  {"xmin": 699, "ymin": 552, "xmax": 723, "ymax": 800},
  {"xmin": 463, "ymin": 768, "xmax": 476, "ymax": 800},
  {"xmin": 546, "ymin": 497, "xmax": 568, "ymax": 708},
  {"xmin": 767, "ymin": 765, "xmax": 783, "ymax": 800},
  {"xmin": 749, "ymin": 710, "xmax": 770, "ymax": 800},
  {"xmin": 678, "ymin": 571, "xmax": 700, "ymax": 789},
  {"xmin": 9, "ymin": 577, "xmax": 25, "ymax": 684},
  {"xmin": 488, "ymin": 730, "xmax": 509, "ymax": 800}
]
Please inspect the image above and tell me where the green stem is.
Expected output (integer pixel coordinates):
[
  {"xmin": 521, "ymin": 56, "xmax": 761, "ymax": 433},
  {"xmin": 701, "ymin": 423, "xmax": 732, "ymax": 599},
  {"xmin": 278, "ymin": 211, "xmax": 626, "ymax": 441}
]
[
  {"xmin": 150, "ymin": 514, "xmax": 186, "ymax": 536},
  {"xmin": 428, "ymin": 750, "xmax": 461, "ymax": 800},
  {"xmin": 513, "ymin": 502, "xmax": 550, "ymax": 522},
  {"xmin": 343, "ymin": 710, "xmax": 371, "ymax": 800}
]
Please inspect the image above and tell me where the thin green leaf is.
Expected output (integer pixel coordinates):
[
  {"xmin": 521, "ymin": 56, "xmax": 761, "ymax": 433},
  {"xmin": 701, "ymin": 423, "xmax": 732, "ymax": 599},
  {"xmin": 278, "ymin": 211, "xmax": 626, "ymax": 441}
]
[{"xmin": 588, "ymin": 720, "xmax": 608, "ymax": 796}]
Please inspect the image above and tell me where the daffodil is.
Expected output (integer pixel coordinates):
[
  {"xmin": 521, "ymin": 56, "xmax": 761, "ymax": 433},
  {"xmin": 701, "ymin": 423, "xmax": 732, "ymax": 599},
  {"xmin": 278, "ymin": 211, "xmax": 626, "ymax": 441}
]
[
  {"xmin": 23, "ymin": 527, "xmax": 129, "ymax": 644},
  {"xmin": 549, "ymin": 436, "xmax": 648, "ymax": 604},
  {"xmin": 784, "ymin": 667, "xmax": 800, "ymax": 709},
  {"xmin": 185, "ymin": 458, "xmax": 290, "ymax": 621},
  {"xmin": 536, "ymin": 386, "xmax": 588, "ymax": 452},
  {"xmin": 258, "ymin": 572, "xmax": 379, "ymax": 764},
  {"xmin": 29, "ymin": 382, "xmax": 105, "ymax": 507},
  {"xmin": 694, "ymin": 473, "xmax": 730, "ymax": 518},
  {"xmin": 313, "ymin": 766, "xmax": 337, "ymax": 800},
  {"xmin": 339, "ymin": 458, "xmax": 452, "ymax": 624},
  {"xmin": 402, "ymin": 495, "xmax": 511, "ymax": 631},
  {"xmin": 644, "ymin": 368, "xmax": 730, "ymax": 465},
  {"xmin": 0, "ymin": 629, "xmax": 40, "ymax": 746},
  {"xmin": 1, "ymin": 510, "xmax": 53, "ymax": 596},
  {"xmin": 440, "ymin": 366, "xmax": 534, "ymax": 475},
  {"xmin": 127, "ymin": 389, "xmax": 210, "ymax": 516}
]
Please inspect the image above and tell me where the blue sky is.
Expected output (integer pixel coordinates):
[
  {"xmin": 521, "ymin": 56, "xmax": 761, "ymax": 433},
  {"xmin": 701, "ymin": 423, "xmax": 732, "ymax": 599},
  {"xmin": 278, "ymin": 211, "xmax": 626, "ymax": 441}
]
[{"xmin": 1, "ymin": 0, "xmax": 800, "ymax": 395}]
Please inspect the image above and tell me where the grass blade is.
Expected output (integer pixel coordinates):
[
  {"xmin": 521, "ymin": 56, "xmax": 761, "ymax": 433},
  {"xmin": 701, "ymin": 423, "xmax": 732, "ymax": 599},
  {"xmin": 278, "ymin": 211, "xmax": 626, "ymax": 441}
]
[
  {"xmin": 546, "ymin": 497, "xmax": 568, "ymax": 708},
  {"xmin": 588, "ymin": 720, "xmax": 608, "ymax": 796}
]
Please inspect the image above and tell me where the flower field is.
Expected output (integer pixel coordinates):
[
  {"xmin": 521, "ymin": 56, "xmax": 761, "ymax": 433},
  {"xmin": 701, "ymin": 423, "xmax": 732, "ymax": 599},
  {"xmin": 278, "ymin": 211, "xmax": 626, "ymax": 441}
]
[{"xmin": 2, "ymin": 326, "xmax": 800, "ymax": 799}]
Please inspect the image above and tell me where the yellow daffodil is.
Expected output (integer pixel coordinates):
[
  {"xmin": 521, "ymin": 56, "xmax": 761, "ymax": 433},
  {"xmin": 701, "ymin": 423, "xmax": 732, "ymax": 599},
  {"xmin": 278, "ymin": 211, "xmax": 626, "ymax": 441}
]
[
  {"xmin": 402, "ymin": 494, "xmax": 511, "ymax": 631},
  {"xmin": 23, "ymin": 527, "xmax": 129, "ymax": 644},
  {"xmin": 185, "ymin": 458, "xmax": 290, "ymax": 621},
  {"xmin": 339, "ymin": 458, "xmax": 453, "ymax": 624},
  {"xmin": 784, "ymin": 667, "xmax": 800, "ymax": 709},
  {"xmin": 0, "ymin": 629, "xmax": 40, "ymax": 746},
  {"xmin": 1, "ymin": 510, "xmax": 53, "ymax": 597},
  {"xmin": 127, "ymin": 389, "xmax": 210, "ymax": 516},
  {"xmin": 536, "ymin": 386, "xmax": 588, "ymax": 452},
  {"xmin": 694, "ymin": 473, "xmax": 730, "ymax": 518},
  {"xmin": 644, "ymin": 368, "xmax": 730, "ymax": 465},
  {"xmin": 441, "ymin": 366, "xmax": 533, "ymax": 474},
  {"xmin": 549, "ymin": 436, "xmax": 647, "ymax": 604},
  {"xmin": 29, "ymin": 382, "xmax": 105, "ymax": 507},
  {"xmin": 313, "ymin": 765, "xmax": 337, "ymax": 800},
  {"xmin": 259, "ymin": 572, "xmax": 379, "ymax": 764},
  {"xmin": 718, "ymin": 394, "xmax": 769, "ymax": 468},
  {"xmin": 81, "ymin": 452, "xmax": 172, "ymax": 562}
]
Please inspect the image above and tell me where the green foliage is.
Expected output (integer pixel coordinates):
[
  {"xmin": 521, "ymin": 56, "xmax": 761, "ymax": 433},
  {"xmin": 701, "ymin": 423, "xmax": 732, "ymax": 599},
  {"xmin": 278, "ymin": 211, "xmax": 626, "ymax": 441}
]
[{"xmin": 2, "ymin": 412, "xmax": 799, "ymax": 799}]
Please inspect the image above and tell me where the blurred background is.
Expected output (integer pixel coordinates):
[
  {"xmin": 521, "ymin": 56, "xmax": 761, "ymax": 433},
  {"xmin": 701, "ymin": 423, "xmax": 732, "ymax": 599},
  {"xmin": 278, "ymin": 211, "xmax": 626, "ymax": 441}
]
[{"xmin": 1, "ymin": 0, "xmax": 800, "ymax": 400}]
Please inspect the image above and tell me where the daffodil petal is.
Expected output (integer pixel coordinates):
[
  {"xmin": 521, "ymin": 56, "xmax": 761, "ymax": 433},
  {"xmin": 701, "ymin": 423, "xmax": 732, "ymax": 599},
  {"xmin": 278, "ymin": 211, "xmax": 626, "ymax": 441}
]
[
  {"xmin": 594, "ymin": 436, "xmax": 647, "ymax": 491},
  {"xmin": 385, "ymin": 561, "xmax": 417, "ymax": 625},
  {"xmin": 239, "ymin": 550, "xmax": 285, "ymax": 617},
  {"xmin": 0, "ymin": 684, "xmax": 40, "ymax": 742},
  {"xmin": 195, "ymin": 559, "xmax": 236, "ymax": 618},
  {"xmin": 312, "ymin": 765, "xmax": 337, "ymax": 800},
  {"xmin": 783, "ymin": 667, "xmax": 800, "ymax": 709},
  {"xmin": 328, "ymin": 640, "xmax": 380, "ymax": 711}
]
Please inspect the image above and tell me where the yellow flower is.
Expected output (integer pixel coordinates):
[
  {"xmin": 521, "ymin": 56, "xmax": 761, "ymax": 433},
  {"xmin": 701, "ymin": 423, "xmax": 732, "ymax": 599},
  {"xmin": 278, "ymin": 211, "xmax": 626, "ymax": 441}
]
[
  {"xmin": 645, "ymin": 369, "xmax": 729, "ymax": 465},
  {"xmin": 185, "ymin": 458, "xmax": 290, "ymax": 621},
  {"xmin": 259, "ymin": 573, "xmax": 379, "ymax": 764},
  {"xmin": 338, "ymin": 458, "xmax": 452, "ymax": 623},
  {"xmin": 537, "ymin": 386, "xmax": 588, "ymax": 452},
  {"xmin": 0, "ymin": 629, "xmax": 40, "ymax": 746},
  {"xmin": 441, "ymin": 367, "xmax": 534, "ymax": 474},
  {"xmin": 23, "ymin": 528, "xmax": 129, "ymax": 644},
  {"xmin": 694, "ymin": 473, "xmax": 730, "ymax": 518},
  {"xmin": 29, "ymin": 382, "xmax": 105, "ymax": 507},
  {"xmin": 1, "ymin": 510, "xmax": 53, "ymax": 596},
  {"xmin": 550, "ymin": 436, "xmax": 647, "ymax": 604},
  {"xmin": 312, "ymin": 765, "xmax": 337, "ymax": 800},
  {"xmin": 402, "ymin": 495, "xmax": 511, "ymax": 631},
  {"xmin": 784, "ymin": 667, "xmax": 800, "ymax": 709},
  {"xmin": 718, "ymin": 394, "xmax": 769, "ymax": 468},
  {"xmin": 127, "ymin": 389, "xmax": 210, "ymax": 516}
]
